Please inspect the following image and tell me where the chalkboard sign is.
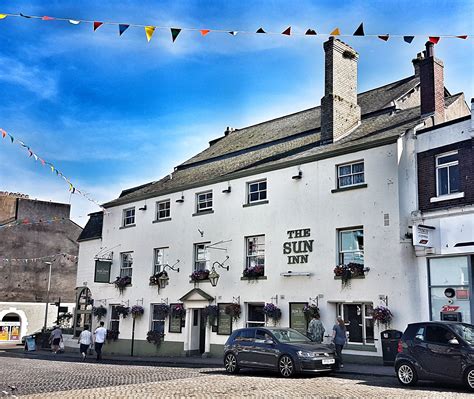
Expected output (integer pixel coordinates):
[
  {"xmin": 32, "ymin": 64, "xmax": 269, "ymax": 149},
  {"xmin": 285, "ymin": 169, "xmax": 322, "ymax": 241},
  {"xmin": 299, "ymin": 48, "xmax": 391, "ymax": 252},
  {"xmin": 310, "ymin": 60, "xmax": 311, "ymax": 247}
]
[
  {"xmin": 217, "ymin": 303, "xmax": 232, "ymax": 335},
  {"xmin": 94, "ymin": 260, "xmax": 111, "ymax": 283},
  {"xmin": 289, "ymin": 302, "xmax": 308, "ymax": 335},
  {"xmin": 169, "ymin": 304, "xmax": 183, "ymax": 333},
  {"xmin": 25, "ymin": 336, "xmax": 36, "ymax": 351}
]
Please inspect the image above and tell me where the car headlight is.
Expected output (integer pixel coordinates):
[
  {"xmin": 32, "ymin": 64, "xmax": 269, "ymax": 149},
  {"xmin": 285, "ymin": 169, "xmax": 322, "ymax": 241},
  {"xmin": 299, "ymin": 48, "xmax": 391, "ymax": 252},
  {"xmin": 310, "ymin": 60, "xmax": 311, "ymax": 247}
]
[{"xmin": 297, "ymin": 350, "xmax": 316, "ymax": 358}]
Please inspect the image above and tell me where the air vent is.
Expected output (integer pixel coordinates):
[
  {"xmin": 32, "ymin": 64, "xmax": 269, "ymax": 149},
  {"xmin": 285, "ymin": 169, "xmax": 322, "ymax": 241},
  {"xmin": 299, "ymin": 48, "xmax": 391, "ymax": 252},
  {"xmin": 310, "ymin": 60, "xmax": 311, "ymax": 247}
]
[{"xmin": 383, "ymin": 213, "xmax": 390, "ymax": 226}]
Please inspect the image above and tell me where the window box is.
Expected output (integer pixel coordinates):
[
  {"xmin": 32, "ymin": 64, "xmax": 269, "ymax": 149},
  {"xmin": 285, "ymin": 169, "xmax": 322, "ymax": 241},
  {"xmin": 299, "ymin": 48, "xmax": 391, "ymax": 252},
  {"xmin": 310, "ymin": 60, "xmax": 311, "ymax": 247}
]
[
  {"xmin": 241, "ymin": 275, "xmax": 268, "ymax": 281},
  {"xmin": 242, "ymin": 265, "xmax": 265, "ymax": 279},
  {"xmin": 333, "ymin": 263, "xmax": 367, "ymax": 288},
  {"xmin": 190, "ymin": 269, "xmax": 210, "ymax": 282}
]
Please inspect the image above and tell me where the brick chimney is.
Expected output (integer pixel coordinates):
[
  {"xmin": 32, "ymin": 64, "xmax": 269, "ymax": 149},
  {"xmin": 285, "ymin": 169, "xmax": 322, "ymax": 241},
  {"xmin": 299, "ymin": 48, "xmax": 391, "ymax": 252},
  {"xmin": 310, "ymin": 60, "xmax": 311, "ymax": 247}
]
[
  {"xmin": 418, "ymin": 41, "xmax": 445, "ymax": 123},
  {"xmin": 320, "ymin": 37, "xmax": 361, "ymax": 143}
]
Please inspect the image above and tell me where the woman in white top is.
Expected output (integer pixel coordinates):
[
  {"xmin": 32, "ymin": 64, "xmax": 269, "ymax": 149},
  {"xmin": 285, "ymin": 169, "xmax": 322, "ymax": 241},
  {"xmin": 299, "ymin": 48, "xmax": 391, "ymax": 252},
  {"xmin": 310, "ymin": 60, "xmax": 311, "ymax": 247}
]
[{"xmin": 78, "ymin": 325, "xmax": 92, "ymax": 361}]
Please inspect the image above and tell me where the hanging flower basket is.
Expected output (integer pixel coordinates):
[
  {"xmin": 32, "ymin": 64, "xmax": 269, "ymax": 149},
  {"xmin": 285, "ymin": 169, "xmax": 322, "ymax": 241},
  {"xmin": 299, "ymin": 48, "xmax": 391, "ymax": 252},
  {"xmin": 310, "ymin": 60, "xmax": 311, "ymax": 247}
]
[
  {"xmin": 263, "ymin": 303, "xmax": 282, "ymax": 325},
  {"xmin": 154, "ymin": 303, "xmax": 170, "ymax": 319},
  {"xmin": 149, "ymin": 270, "xmax": 168, "ymax": 286},
  {"xmin": 202, "ymin": 305, "xmax": 219, "ymax": 326},
  {"xmin": 131, "ymin": 305, "xmax": 144, "ymax": 318},
  {"xmin": 146, "ymin": 330, "xmax": 165, "ymax": 346},
  {"xmin": 92, "ymin": 305, "xmax": 107, "ymax": 320},
  {"xmin": 303, "ymin": 304, "xmax": 320, "ymax": 321},
  {"xmin": 116, "ymin": 305, "xmax": 131, "ymax": 319},
  {"xmin": 106, "ymin": 329, "xmax": 119, "ymax": 341},
  {"xmin": 225, "ymin": 303, "xmax": 241, "ymax": 321},
  {"xmin": 373, "ymin": 306, "xmax": 393, "ymax": 326},
  {"xmin": 243, "ymin": 265, "xmax": 265, "ymax": 279},
  {"xmin": 113, "ymin": 275, "xmax": 132, "ymax": 294},
  {"xmin": 172, "ymin": 304, "xmax": 186, "ymax": 318},
  {"xmin": 190, "ymin": 269, "xmax": 210, "ymax": 282}
]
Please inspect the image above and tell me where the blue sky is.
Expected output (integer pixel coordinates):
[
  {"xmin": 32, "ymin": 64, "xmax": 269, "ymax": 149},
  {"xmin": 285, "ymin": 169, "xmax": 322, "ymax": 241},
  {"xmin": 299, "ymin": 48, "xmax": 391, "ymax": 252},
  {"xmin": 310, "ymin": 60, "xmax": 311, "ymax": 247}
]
[{"xmin": 0, "ymin": 0, "xmax": 472, "ymax": 225}]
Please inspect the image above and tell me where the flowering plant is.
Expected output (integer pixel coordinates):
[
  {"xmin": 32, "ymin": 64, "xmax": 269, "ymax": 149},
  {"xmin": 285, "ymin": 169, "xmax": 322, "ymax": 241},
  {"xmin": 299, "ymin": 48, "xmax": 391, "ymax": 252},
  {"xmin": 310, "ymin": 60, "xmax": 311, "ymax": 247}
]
[
  {"xmin": 333, "ymin": 263, "xmax": 365, "ymax": 288},
  {"xmin": 116, "ymin": 305, "xmax": 130, "ymax": 318},
  {"xmin": 263, "ymin": 303, "xmax": 282, "ymax": 325},
  {"xmin": 243, "ymin": 265, "xmax": 265, "ymax": 278},
  {"xmin": 131, "ymin": 305, "xmax": 145, "ymax": 318},
  {"xmin": 149, "ymin": 270, "xmax": 168, "ymax": 286},
  {"xmin": 225, "ymin": 303, "xmax": 241, "ymax": 321},
  {"xmin": 303, "ymin": 304, "xmax": 320, "ymax": 321},
  {"xmin": 92, "ymin": 305, "xmax": 107, "ymax": 320},
  {"xmin": 202, "ymin": 305, "xmax": 219, "ymax": 326},
  {"xmin": 190, "ymin": 269, "xmax": 210, "ymax": 281},
  {"xmin": 372, "ymin": 306, "xmax": 393, "ymax": 326},
  {"xmin": 146, "ymin": 330, "xmax": 165, "ymax": 346},
  {"xmin": 106, "ymin": 329, "xmax": 119, "ymax": 341},
  {"xmin": 113, "ymin": 275, "xmax": 132, "ymax": 294},
  {"xmin": 172, "ymin": 304, "xmax": 186, "ymax": 318}
]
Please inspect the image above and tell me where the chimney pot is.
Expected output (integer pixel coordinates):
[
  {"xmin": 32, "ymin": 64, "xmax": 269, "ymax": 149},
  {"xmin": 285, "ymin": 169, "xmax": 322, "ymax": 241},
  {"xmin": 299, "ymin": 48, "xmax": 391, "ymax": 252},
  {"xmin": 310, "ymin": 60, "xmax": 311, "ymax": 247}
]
[{"xmin": 425, "ymin": 41, "xmax": 434, "ymax": 57}]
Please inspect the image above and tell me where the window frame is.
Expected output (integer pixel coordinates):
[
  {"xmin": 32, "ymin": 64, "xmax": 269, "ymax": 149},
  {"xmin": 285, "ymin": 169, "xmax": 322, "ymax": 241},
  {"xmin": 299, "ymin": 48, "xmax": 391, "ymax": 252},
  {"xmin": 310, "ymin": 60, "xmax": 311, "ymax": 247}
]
[
  {"xmin": 336, "ymin": 302, "xmax": 374, "ymax": 345},
  {"xmin": 153, "ymin": 247, "xmax": 168, "ymax": 275},
  {"xmin": 338, "ymin": 228, "xmax": 364, "ymax": 266},
  {"xmin": 110, "ymin": 305, "xmax": 120, "ymax": 332},
  {"xmin": 245, "ymin": 235, "xmax": 265, "ymax": 271},
  {"xmin": 150, "ymin": 304, "xmax": 166, "ymax": 335},
  {"xmin": 435, "ymin": 151, "xmax": 459, "ymax": 197},
  {"xmin": 247, "ymin": 179, "xmax": 267, "ymax": 204},
  {"xmin": 120, "ymin": 252, "xmax": 133, "ymax": 279},
  {"xmin": 337, "ymin": 161, "xmax": 365, "ymax": 189},
  {"xmin": 156, "ymin": 200, "xmax": 171, "ymax": 221},
  {"xmin": 246, "ymin": 303, "xmax": 265, "ymax": 328},
  {"xmin": 193, "ymin": 242, "xmax": 210, "ymax": 272},
  {"xmin": 196, "ymin": 190, "xmax": 213, "ymax": 213},
  {"xmin": 122, "ymin": 207, "xmax": 136, "ymax": 227}
]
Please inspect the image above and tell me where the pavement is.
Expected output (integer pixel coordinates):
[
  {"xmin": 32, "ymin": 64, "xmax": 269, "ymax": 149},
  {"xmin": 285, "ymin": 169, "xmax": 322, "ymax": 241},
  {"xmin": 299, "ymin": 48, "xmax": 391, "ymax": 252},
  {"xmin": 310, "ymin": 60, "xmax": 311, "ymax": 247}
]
[{"xmin": 0, "ymin": 345, "xmax": 395, "ymax": 378}]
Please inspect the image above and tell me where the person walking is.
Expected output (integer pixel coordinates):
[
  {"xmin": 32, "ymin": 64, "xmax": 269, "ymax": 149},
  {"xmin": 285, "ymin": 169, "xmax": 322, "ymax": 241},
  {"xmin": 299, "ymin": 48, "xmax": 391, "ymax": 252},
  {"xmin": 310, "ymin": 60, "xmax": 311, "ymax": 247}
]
[
  {"xmin": 332, "ymin": 316, "xmax": 347, "ymax": 369},
  {"xmin": 94, "ymin": 321, "xmax": 107, "ymax": 361},
  {"xmin": 307, "ymin": 314, "xmax": 325, "ymax": 343},
  {"xmin": 49, "ymin": 326, "xmax": 63, "ymax": 354},
  {"xmin": 77, "ymin": 325, "xmax": 92, "ymax": 361}
]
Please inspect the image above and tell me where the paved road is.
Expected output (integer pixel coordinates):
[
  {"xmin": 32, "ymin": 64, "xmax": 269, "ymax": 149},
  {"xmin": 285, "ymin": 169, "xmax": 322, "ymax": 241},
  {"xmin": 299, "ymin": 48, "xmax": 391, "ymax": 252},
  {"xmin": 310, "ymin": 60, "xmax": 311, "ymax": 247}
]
[{"xmin": 0, "ymin": 356, "xmax": 470, "ymax": 398}]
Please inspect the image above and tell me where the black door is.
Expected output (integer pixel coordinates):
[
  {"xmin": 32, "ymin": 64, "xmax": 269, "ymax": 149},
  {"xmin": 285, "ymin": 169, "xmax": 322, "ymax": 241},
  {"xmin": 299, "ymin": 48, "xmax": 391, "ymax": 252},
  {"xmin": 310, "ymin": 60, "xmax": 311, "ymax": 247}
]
[
  {"xmin": 198, "ymin": 310, "xmax": 205, "ymax": 354},
  {"xmin": 344, "ymin": 304, "xmax": 363, "ymax": 343}
]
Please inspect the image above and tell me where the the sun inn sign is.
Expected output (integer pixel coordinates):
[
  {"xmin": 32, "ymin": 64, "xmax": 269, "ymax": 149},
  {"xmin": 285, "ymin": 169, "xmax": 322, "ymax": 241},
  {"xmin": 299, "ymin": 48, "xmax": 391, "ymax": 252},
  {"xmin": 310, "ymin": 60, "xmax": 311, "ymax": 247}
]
[{"xmin": 283, "ymin": 228, "xmax": 314, "ymax": 264}]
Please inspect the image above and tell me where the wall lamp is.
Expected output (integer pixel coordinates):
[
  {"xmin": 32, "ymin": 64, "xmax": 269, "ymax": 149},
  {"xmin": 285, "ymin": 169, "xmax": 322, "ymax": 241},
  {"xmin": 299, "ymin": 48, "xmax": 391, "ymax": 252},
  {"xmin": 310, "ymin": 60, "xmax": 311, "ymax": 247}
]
[
  {"xmin": 292, "ymin": 170, "xmax": 303, "ymax": 180},
  {"xmin": 208, "ymin": 256, "xmax": 230, "ymax": 287},
  {"xmin": 176, "ymin": 195, "xmax": 184, "ymax": 203},
  {"xmin": 158, "ymin": 260, "xmax": 180, "ymax": 289}
]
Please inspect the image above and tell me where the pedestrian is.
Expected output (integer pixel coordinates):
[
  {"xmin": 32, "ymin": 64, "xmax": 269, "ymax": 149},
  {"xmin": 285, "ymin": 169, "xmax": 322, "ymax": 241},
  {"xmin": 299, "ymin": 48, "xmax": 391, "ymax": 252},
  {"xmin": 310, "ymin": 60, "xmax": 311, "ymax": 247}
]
[
  {"xmin": 332, "ymin": 316, "xmax": 347, "ymax": 369},
  {"xmin": 307, "ymin": 314, "xmax": 325, "ymax": 343},
  {"xmin": 77, "ymin": 325, "xmax": 92, "ymax": 361},
  {"xmin": 94, "ymin": 321, "xmax": 107, "ymax": 361},
  {"xmin": 49, "ymin": 325, "xmax": 63, "ymax": 354}
]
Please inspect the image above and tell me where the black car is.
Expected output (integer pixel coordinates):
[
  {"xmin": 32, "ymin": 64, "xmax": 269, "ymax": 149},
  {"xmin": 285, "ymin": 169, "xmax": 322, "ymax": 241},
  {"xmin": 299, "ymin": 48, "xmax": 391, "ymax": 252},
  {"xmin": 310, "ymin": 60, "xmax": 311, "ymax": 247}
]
[
  {"xmin": 395, "ymin": 321, "xmax": 474, "ymax": 390},
  {"xmin": 223, "ymin": 327, "xmax": 336, "ymax": 377}
]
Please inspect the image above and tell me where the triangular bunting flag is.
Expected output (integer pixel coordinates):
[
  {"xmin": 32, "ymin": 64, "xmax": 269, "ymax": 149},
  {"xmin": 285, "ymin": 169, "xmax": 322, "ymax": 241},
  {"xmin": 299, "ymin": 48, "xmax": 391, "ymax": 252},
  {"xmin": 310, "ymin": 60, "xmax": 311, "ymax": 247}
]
[
  {"xmin": 305, "ymin": 29, "xmax": 317, "ymax": 35},
  {"xmin": 119, "ymin": 24, "xmax": 130, "ymax": 36},
  {"xmin": 403, "ymin": 36, "xmax": 415, "ymax": 43},
  {"xmin": 0, "ymin": 14, "xmax": 7, "ymax": 19},
  {"xmin": 456, "ymin": 35, "xmax": 468, "ymax": 39},
  {"xmin": 9, "ymin": 134, "xmax": 14, "ymax": 143},
  {"xmin": 282, "ymin": 27, "xmax": 291, "ymax": 36},
  {"xmin": 28, "ymin": 150, "xmax": 33, "ymax": 157},
  {"xmin": 20, "ymin": 13, "xmax": 32, "ymax": 18},
  {"xmin": 378, "ymin": 35, "xmax": 389, "ymax": 41},
  {"xmin": 200, "ymin": 29, "xmax": 210, "ymax": 36},
  {"xmin": 256, "ymin": 28, "xmax": 266, "ymax": 33},
  {"xmin": 429, "ymin": 36, "xmax": 440, "ymax": 44},
  {"xmin": 68, "ymin": 20, "xmax": 80, "ymax": 25},
  {"xmin": 0, "ymin": 129, "xmax": 6, "ymax": 138},
  {"xmin": 33, "ymin": 154, "xmax": 38, "ymax": 161},
  {"xmin": 171, "ymin": 28, "xmax": 181, "ymax": 42},
  {"xmin": 145, "ymin": 26, "xmax": 155, "ymax": 42},
  {"xmin": 228, "ymin": 31, "xmax": 237, "ymax": 36},
  {"xmin": 93, "ymin": 21, "xmax": 103, "ymax": 31},
  {"xmin": 40, "ymin": 158, "xmax": 45, "ymax": 166},
  {"xmin": 50, "ymin": 165, "xmax": 54, "ymax": 173},
  {"xmin": 353, "ymin": 23, "xmax": 365, "ymax": 36},
  {"xmin": 42, "ymin": 16, "xmax": 55, "ymax": 21},
  {"xmin": 330, "ymin": 28, "xmax": 340, "ymax": 36}
]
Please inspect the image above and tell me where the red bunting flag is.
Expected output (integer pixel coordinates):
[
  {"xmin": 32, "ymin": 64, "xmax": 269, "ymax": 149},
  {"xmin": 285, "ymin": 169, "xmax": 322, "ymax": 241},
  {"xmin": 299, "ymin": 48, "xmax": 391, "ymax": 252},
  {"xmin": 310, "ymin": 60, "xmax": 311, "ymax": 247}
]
[
  {"xmin": 353, "ymin": 23, "xmax": 365, "ymax": 36},
  {"xmin": 305, "ymin": 29, "xmax": 317, "ymax": 35},
  {"xmin": 200, "ymin": 29, "xmax": 210, "ymax": 36},
  {"xmin": 281, "ymin": 27, "xmax": 291, "ymax": 36},
  {"xmin": 42, "ymin": 16, "xmax": 55, "ymax": 21},
  {"xmin": 93, "ymin": 21, "xmax": 103, "ymax": 31},
  {"xmin": 119, "ymin": 24, "xmax": 129, "ymax": 36},
  {"xmin": 0, "ymin": 128, "xmax": 6, "ymax": 138},
  {"xmin": 256, "ymin": 28, "xmax": 266, "ymax": 33},
  {"xmin": 456, "ymin": 35, "xmax": 468, "ymax": 39},
  {"xmin": 378, "ymin": 35, "xmax": 390, "ymax": 41},
  {"xmin": 171, "ymin": 28, "xmax": 181, "ymax": 42},
  {"xmin": 429, "ymin": 36, "xmax": 440, "ymax": 44}
]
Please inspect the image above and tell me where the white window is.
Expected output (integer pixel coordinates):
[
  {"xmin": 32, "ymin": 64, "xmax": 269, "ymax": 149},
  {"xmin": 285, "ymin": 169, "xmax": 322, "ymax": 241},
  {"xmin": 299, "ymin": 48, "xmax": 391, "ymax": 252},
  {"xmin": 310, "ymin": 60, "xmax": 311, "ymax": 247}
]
[
  {"xmin": 337, "ymin": 161, "xmax": 364, "ymax": 188},
  {"xmin": 153, "ymin": 248, "xmax": 168, "ymax": 274},
  {"xmin": 246, "ymin": 235, "xmax": 265, "ymax": 269},
  {"xmin": 156, "ymin": 200, "xmax": 170, "ymax": 220},
  {"xmin": 196, "ymin": 191, "xmax": 213, "ymax": 213},
  {"xmin": 247, "ymin": 180, "xmax": 267, "ymax": 203},
  {"xmin": 246, "ymin": 303, "xmax": 265, "ymax": 327},
  {"xmin": 110, "ymin": 305, "xmax": 120, "ymax": 332},
  {"xmin": 151, "ymin": 304, "xmax": 165, "ymax": 334},
  {"xmin": 122, "ymin": 207, "xmax": 135, "ymax": 226},
  {"xmin": 338, "ymin": 228, "xmax": 364, "ymax": 265},
  {"xmin": 194, "ymin": 243, "xmax": 209, "ymax": 271},
  {"xmin": 120, "ymin": 252, "xmax": 133, "ymax": 278},
  {"xmin": 436, "ymin": 151, "xmax": 459, "ymax": 196},
  {"xmin": 336, "ymin": 303, "xmax": 374, "ymax": 345}
]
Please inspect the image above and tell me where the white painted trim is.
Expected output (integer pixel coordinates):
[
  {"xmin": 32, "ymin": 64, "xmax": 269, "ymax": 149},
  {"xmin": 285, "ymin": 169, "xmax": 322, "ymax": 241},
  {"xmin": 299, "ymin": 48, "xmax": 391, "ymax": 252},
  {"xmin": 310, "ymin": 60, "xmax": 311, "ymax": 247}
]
[{"xmin": 430, "ymin": 192, "xmax": 464, "ymax": 203}]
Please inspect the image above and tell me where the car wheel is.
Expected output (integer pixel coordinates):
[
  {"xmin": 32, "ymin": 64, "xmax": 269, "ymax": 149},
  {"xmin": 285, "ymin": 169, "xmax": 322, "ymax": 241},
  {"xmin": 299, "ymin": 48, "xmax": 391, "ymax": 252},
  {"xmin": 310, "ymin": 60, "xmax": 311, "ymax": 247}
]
[
  {"xmin": 224, "ymin": 352, "xmax": 239, "ymax": 374},
  {"xmin": 464, "ymin": 367, "xmax": 474, "ymax": 391},
  {"xmin": 396, "ymin": 362, "xmax": 418, "ymax": 387},
  {"xmin": 279, "ymin": 355, "xmax": 295, "ymax": 378}
]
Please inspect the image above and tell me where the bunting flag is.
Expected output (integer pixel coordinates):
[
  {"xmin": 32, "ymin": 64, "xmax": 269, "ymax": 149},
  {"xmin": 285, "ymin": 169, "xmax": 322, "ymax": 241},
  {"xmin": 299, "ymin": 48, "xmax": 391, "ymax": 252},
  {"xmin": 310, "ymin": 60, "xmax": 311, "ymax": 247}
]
[
  {"xmin": 256, "ymin": 27, "xmax": 266, "ymax": 33},
  {"xmin": 282, "ymin": 26, "xmax": 291, "ymax": 36},
  {"xmin": 305, "ymin": 29, "xmax": 317, "ymax": 35},
  {"xmin": 200, "ymin": 29, "xmax": 210, "ymax": 36},
  {"xmin": 68, "ymin": 19, "xmax": 80, "ymax": 25},
  {"xmin": 145, "ymin": 25, "xmax": 155, "ymax": 42},
  {"xmin": 19, "ymin": 13, "xmax": 31, "ymax": 18},
  {"xmin": 0, "ymin": 253, "xmax": 78, "ymax": 263},
  {"xmin": 429, "ymin": 36, "xmax": 440, "ymax": 44},
  {"xmin": 353, "ymin": 23, "xmax": 365, "ymax": 36},
  {"xmin": 0, "ymin": 14, "xmax": 7, "ymax": 19},
  {"xmin": 404, "ymin": 36, "xmax": 415, "ymax": 43},
  {"xmin": 119, "ymin": 24, "xmax": 129, "ymax": 36},
  {"xmin": 0, "ymin": 128, "xmax": 6, "ymax": 138},
  {"xmin": 228, "ymin": 31, "xmax": 237, "ymax": 36},
  {"xmin": 42, "ymin": 16, "xmax": 55, "ymax": 21},
  {"xmin": 330, "ymin": 27, "xmax": 340, "ymax": 36},
  {"xmin": 0, "ymin": 217, "xmax": 67, "ymax": 230},
  {"xmin": 378, "ymin": 35, "xmax": 390, "ymax": 41},
  {"xmin": 171, "ymin": 28, "xmax": 181, "ymax": 42},
  {"xmin": 456, "ymin": 35, "xmax": 468, "ymax": 39},
  {"xmin": 93, "ymin": 21, "xmax": 103, "ymax": 31}
]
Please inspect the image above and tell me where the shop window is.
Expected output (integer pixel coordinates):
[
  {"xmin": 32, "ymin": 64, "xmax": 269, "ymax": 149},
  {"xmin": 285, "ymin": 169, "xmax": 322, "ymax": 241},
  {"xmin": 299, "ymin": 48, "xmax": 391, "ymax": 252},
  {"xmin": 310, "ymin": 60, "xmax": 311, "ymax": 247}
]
[
  {"xmin": 122, "ymin": 207, "xmax": 135, "ymax": 227},
  {"xmin": 151, "ymin": 304, "xmax": 165, "ymax": 334},
  {"xmin": 336, "ymin": 303, "xmax": 374, "ymax": 345},
  {"xmin": 196, "ymin": 191, "xmax": 213, "ymax": 213},
  {"xmin": 110, "ymin": 305, "xmax": 120, "ymax": 332},
  {"xmin": 194, "ymin": 243, "xmax": 209, "ymax": 271},
  {"xmin": 338, "ymin": 228, "xmax": 364, "ymax": 265},
  {"xmin": 245, "ymin": 235, "xmax": 265, "ymax": 271},
  {"xmin": 156, "ymin": 200, "xmax": 171, "ymax": 220},
  {"xmin": 120, "ymin": 252, "xmax": 133, "ymax": 279},
  {"xmin": 246, "ymin": 304, "xmax": 265, "ymax": 327},
  {"xmin": 337, "ymin": 161, "xmax": 364, "ymax": 188},
  {"xmin": 247, "ymin": 179, "xmax": 267, "ymax": 204},
  {"xmin": 436, "ymin": 151, "xmax": 459, "ymax": 196},
  {"xmin": 153, "ymin": 248, "xmax": 168, "ymax": 274}
]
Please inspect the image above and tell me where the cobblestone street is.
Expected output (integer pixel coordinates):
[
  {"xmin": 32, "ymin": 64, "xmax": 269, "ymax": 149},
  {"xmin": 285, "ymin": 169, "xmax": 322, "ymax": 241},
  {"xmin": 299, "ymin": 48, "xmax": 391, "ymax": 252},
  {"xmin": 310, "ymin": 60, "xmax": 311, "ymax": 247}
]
[{"xmin": 0, "ymin": 356, "xmax": 471, "ymax": 398}]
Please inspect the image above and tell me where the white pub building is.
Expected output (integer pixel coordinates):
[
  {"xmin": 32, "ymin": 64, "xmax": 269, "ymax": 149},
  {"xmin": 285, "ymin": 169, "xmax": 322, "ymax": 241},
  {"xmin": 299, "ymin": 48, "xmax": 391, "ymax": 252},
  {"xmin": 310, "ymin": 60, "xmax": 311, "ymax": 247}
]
[{"xmin": 75, "ymin": 38, "xmax": 472, "ymax": 363}]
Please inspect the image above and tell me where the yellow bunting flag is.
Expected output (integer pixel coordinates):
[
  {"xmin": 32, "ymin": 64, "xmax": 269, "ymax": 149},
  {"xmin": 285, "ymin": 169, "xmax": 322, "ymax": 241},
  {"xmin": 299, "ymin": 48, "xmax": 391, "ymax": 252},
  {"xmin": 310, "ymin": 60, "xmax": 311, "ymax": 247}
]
[
  {"xmin": 145, "ymin": 26, "xmax": 155, "ymax": 42},
  {"xmin": 0, "ymin": 14, "xmax": 7, "ymax": 20},
  {"xmin": 330, "ymin": 28, "xmax": 340, "ymax": 36},
  {"xmin": 200, "ymin": 29, "xmax": 210, "ymax": 36}
]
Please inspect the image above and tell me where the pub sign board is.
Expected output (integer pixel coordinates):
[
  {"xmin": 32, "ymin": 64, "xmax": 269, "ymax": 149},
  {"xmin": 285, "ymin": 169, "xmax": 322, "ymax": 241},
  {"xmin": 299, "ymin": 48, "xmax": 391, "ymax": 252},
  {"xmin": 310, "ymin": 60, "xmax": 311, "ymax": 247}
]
[
  {"xmin": 217, "ymin": 303, "xmax": 232, "ymax": 335},
  {"xmin": 94, "ymin": 260, "xmax": 111, "ymax": 283}
]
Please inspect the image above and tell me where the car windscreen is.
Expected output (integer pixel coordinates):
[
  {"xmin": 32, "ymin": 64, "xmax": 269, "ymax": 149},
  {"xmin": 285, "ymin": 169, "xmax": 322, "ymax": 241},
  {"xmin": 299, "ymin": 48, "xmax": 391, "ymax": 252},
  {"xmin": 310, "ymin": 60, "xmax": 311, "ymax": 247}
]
[
  {"xmin": 450, "ymin": 323, "xmax": 474, "ymax": 346},
  {"xmin": 271, "ymin": 329, "xmax": 312, "ymax": 343}
]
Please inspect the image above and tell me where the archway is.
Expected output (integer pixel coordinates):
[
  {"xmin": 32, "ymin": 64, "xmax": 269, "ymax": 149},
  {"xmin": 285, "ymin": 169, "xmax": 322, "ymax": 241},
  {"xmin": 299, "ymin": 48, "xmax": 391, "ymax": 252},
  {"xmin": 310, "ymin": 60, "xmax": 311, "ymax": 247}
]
[
  {"xmin": 73, "ymin": 287, "xmax": 93, "ymax": 337},
  {"xmin": 0, "ymin": 312, "xmax": 21, "ymax": 342}
]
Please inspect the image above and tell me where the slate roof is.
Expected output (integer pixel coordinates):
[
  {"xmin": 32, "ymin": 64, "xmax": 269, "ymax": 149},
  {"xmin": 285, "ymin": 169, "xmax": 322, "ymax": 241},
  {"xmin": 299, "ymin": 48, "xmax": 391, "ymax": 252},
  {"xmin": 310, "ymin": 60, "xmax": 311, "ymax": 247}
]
[
  {"xmin": 78, "ymin": 211, "xmax": 103, "ymax": 241},
  {"xmin": 102, "ymin": 75, "xmax": 461, "ymax": 208}
]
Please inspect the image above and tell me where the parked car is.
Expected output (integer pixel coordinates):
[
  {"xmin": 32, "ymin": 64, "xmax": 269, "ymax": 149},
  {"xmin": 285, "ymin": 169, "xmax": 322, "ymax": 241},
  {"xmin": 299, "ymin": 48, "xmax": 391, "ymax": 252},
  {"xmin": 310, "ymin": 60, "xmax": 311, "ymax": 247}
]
[
  {"xmin": 223, "ymin": 327, "xmax": 336, "ymax": 377},
  {"xmin": 395, "ymin": 321, "xmax": 474, "ymax": 390}
]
